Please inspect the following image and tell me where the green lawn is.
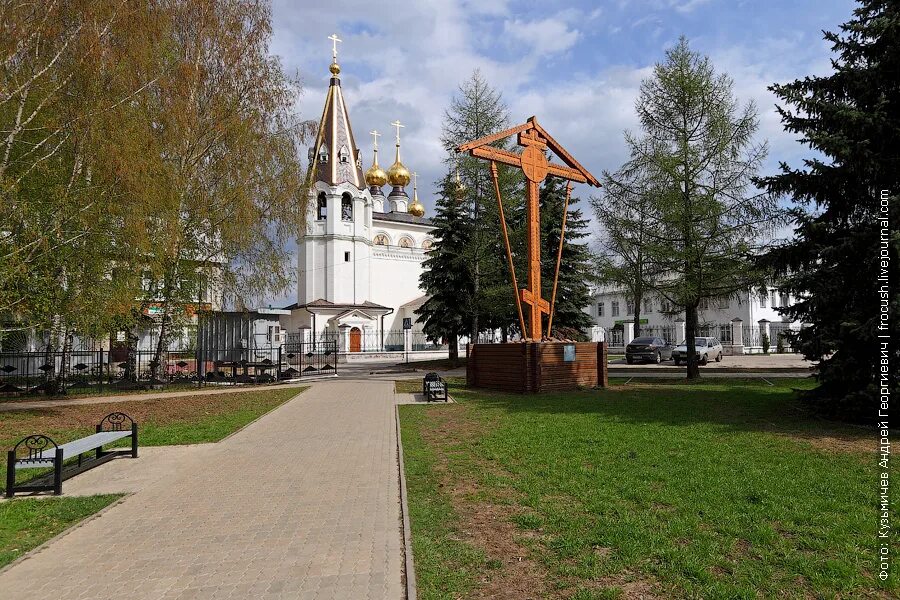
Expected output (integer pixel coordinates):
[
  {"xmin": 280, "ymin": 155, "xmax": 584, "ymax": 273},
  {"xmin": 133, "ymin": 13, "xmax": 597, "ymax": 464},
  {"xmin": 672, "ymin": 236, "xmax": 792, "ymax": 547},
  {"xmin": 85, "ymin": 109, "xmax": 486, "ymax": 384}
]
[
  {"xmin": 0, "ymin": 386, "xmax": 304, "ymax": 567},
  {"xmin": 0, "ymin": 495, "xmax": 123, "ymax": 568},
  {"xmin": 399, "ymin": 378, "xmax": 892, "ymax": 599}
]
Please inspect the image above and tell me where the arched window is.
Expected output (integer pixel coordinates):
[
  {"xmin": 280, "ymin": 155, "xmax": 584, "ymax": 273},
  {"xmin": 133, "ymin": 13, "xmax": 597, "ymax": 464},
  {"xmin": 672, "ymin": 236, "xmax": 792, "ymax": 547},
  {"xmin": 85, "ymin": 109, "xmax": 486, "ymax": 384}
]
[
  {"xmin": 373, "ymin": 234, "xmax": 389, "ymax": 246},
  {"xmin": 421, "ymin": 239, "xmax": 433, "ymax": 250},
  {"xmin": 317, "ymin": 193, "xmax": 327, "ymax": 221},
  {"xmin": 338, "ymin": 145, "xmax": 350, "ymax": 164},
  {"xmin": 318, "ymin": 143, "xmax": 329, "ymax": 163},
  {"xmin": 341, "ymin": 193, "xmax": 353, "ymax": 221},
  {"xmin": 399, "ymin": 237, "xmax": 413, "ymax": 248}
]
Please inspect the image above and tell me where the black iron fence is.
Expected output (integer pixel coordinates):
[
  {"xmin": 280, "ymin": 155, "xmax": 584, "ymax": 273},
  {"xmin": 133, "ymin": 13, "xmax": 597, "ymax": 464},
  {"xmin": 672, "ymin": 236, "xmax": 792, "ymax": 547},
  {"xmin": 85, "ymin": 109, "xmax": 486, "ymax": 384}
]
[
  {"xmin": 284, "ymin": 330, "xmax": 447, "ymax": 353},
  {"xmin": 0, "ymin": 342, "xmax": 338, "ymax": 398}
]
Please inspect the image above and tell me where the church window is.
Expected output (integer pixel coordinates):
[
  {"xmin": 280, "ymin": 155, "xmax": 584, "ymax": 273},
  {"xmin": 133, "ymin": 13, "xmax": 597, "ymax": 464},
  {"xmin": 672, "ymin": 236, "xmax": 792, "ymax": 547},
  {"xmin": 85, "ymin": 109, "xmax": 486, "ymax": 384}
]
[
  {"xmin": 373, "ymin": 234, "xmax": 388, "ymax": 246},
  {"xmin": 344, "ymin": 251, "xmax": 351, "ymax": 262},
  {"xmin": 421, "ymin": 239, "xmax": 433, "ymax": 250},
  {"xmin": 318, "ymin": 143, "xmax": 329, "ymax": 163},
  {"xmin": 338, "ymin": 145, "xmax": 350, "ymax": 164},
  {"xmin": 341, "ymin": 194, "xmax": 353, "ymax": 221},
  {"xmin": 399, "ymin": 237, "xmax": 413, "ymax": 248},
  {"xmin": 317, "ymin": 193, "xmax": 327, "ymax": 220}
]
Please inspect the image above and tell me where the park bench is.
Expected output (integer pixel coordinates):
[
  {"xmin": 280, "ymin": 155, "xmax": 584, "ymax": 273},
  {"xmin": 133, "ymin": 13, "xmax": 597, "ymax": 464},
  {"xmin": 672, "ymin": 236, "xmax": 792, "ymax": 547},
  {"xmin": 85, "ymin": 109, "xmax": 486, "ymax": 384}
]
[
  {"xmin": 5, "ymin": 412, "xmax": 138, "ymax": 498},
  {"xmin": 422, "ymin": 372, "xmax": 448, "ymax": 402}
]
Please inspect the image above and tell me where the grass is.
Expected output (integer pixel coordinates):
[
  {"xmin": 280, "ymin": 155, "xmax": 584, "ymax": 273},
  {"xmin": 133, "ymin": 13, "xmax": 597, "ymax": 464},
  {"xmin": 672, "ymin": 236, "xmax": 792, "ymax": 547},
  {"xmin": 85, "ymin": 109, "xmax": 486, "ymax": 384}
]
[
  {"xmin": 399, "ymin": 377, "xmax": 893, "ymax": 599},
  {"xmin": 1, "ymin": 387, "xmax": 305, "ymax": 494},
  {"xmin": 0, "ymin": 387, "xmax": 304, "ymax": 571},
  {"xmin": 0, "ymin": 495, "xmax": 123, "ymax": 569}
]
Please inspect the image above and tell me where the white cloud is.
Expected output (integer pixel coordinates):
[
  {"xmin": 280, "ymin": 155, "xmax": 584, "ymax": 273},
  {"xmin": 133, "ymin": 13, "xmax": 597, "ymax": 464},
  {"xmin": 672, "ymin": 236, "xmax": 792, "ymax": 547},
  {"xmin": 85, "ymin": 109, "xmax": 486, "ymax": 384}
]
[{"xmin": 503, "ymin": 17, "xmax": 582, "ymax": 55}]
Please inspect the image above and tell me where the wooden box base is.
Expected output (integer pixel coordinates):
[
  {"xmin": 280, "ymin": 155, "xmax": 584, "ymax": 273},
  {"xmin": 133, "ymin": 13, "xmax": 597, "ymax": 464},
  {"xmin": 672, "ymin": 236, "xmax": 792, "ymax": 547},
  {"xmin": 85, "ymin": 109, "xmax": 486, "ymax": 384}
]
[{"xmin": 466, "ymin": 341, "xmax": 608, "ymax": 393}]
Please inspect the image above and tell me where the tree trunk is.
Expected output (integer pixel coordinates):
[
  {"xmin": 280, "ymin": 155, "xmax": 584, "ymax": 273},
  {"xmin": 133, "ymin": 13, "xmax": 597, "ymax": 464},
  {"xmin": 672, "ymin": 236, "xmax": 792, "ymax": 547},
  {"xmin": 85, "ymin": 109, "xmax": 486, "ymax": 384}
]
[
  {"xmin": 685, "ymin": 302, "xmax": 700, "ymax": 379},
  {"xmin": 448, "ymin": 327, "xmax": 459, "ymax": 361},
  {"xmin": 501, "ymin": 325, "xmax": 508, "ymax": 343},
  {"xmin": 633, "ymin": 281, "xmax": 643, "ymax": 339}
]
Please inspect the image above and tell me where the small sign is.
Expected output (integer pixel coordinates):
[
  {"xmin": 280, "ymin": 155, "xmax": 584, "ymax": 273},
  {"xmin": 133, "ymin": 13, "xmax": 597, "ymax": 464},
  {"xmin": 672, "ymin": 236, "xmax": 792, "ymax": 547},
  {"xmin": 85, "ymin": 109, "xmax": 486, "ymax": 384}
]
[
  {"xmin": 563, "ymin": 344, "xmax": 576, "ymax": 362},
  {"xmin": 402, "ymin": 318, "xmax": 412, "ymax": 330}
]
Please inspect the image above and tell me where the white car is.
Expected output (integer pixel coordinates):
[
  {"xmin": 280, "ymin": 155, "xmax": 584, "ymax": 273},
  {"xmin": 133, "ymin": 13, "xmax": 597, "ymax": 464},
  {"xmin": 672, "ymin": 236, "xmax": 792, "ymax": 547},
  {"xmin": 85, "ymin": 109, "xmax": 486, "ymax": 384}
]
[{"xmin": 671, "ymin": 337, "xmax": 724, "ymax": 366}]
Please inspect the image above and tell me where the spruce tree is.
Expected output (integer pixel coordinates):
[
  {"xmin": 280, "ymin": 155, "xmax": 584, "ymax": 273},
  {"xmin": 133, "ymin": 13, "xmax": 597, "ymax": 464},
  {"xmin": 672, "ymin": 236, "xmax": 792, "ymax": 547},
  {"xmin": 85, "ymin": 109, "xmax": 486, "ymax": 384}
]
[
  {"xmin": 417, "ymin": 175, "xmax": 475, "ymax": 361},
  {"xmin": 440, "ymin": 70, "xmax": 520, "ymax": 341},
  {"xmin": 540, "ymin": 176, "xmax": 594, "ymax": 338},
  {"xmin": 755, "ymin": 0, "xmax": 899, "ymax": 420}
]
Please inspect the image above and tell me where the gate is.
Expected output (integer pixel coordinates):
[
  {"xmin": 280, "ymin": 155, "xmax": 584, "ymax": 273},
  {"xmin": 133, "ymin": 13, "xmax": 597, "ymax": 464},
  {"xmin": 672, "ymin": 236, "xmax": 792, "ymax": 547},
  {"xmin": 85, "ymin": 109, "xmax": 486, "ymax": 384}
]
[{"xmin": 280, "ymin": 341, "xmax": 338, "ymax": 379}]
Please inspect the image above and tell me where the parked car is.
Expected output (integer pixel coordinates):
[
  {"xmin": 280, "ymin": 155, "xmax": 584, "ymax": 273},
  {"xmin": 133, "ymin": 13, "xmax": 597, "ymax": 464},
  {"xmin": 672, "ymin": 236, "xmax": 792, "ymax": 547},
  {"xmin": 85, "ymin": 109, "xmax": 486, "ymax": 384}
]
[
  {"xmin": 671, "ymin": 337, "xmax": 724, "ymax": 366},
  {"xmin": 625, "ymin": 336, "xmax": 673, "ymax": 364}
]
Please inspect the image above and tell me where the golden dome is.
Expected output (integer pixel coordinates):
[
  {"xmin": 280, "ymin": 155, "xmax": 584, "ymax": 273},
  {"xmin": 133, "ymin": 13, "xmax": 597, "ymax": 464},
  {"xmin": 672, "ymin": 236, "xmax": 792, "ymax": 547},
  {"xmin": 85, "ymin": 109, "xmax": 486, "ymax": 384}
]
[
  {"xmin": 329, "ymin": 62, "xmax": 341, "ymax": 76},
  {"xmin": 365, "ymin": 158, "xmax": 387, "ymax": 187},
  {"xmin": 387, "ymin": 159, "xmax": 410, "ymax": 187},
  {"xmin": 409, "ymin": 193, "xmax": 425, "ymax": 217}
]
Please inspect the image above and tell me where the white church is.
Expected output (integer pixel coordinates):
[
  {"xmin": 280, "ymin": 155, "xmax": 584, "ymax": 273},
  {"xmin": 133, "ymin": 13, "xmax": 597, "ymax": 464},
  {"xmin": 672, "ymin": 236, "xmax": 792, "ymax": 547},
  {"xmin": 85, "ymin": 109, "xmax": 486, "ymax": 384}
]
[{"xmin": 280, "ymin": 48, "xmax": 436, "ymax": 353}]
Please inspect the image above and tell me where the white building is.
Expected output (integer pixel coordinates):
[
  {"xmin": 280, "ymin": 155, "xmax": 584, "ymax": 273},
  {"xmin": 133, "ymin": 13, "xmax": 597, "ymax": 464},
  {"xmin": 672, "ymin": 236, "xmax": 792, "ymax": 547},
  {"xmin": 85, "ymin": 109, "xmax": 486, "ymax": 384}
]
[
  {"xmin": 280, "ymin": 56, "xmax": 437, "ymax": 354},
  {"xmin": 586, "ymin": 285, "xmax": 801, "ymax": 353}
]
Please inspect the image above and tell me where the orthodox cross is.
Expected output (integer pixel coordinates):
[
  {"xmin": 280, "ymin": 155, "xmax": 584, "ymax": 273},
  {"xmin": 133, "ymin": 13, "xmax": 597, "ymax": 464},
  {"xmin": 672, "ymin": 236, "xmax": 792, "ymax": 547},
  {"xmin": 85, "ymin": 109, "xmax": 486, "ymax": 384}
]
[
  {"xmin": 457, "ymin": 116, "xmax": 600, "ymax": 341},
  {"xmin": 391, "ymin": 120, "xmax": 404, "ymax": 145},
  {"xmin": 328, "ymin": 33, "xmax": 342, "ymax": 61},
  {"xmin": 369, "ymin": 129, "xmax": 381, "ymax": 150},
  {"xmin": 412, "ymin": 171, "xmax": 418, "ymax": 189}
]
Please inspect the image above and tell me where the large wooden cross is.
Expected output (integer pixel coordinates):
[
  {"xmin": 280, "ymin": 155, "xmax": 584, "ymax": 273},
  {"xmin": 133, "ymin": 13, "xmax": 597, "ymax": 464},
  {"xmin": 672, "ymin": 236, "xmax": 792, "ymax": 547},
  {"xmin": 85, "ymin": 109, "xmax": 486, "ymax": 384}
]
[{"xmin": 457, "ymin": 116, "xmax": 600, "ymax": 341}]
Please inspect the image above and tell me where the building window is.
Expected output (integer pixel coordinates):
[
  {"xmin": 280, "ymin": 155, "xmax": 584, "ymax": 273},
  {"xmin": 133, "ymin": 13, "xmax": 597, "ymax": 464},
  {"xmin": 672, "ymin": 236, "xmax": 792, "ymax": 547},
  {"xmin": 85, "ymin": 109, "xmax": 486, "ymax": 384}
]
[
  {"xmin": 344, "ymin": 251, "xmax": 350, "ymax": 262},
  {"xmin": 780, "ymin": 292, "xmax": 790, "ymax": 307},
  {"xmin": 625, "ymin": 298, "xmax": 634, "ymax": 315},
  {"xmin": 399, "ymin": 237, "xmax": 413, "ymax": 248},
  {"xmin": 718, "ymin": 296, "xmax": 729, "ymax": 309},
  {"xmin": 338, "ymin": 145, "xmax": 350, "ymax": 164},
  {"xmin": 341, "ymin": 194, "xmax": 352, "ymax": 221},
  {"xmin": 373, "ymin": 234, "xmax": 388, "ymax": 245},
  {"xmin": 422, "ymin": 239, "xmax": 433, "ymax": 250},
  {"xmin": 771, "ymin": 290, "xmax": 778, "ymax": 307},
  {"xmin": 643, "ymin": 298, "xmax": 652, "ymax": 313},
  {"xmin": 660, "ymin": 299, "xmax": 672, "ymax": 313},
  {"xmin": 318, "ymin": 143, "xmax": 328, "ymax": 163},
  {"xmin": 759, "ymin": 292, "xmax": 767, "ymax": 308},
  {"xmin": 699, "ymin": 297, "xmax": 710, "ymax": 310},
  {"xmin": 611, "ymin": 301, "xmax": 619, "ymax": 317},
  {"xmin": 597, "ymin": 302, "xmax": 604, "ymax": 317},
  {"xmin": 317, "ymin": 193, "xmax": 327, "ymax": 221}
]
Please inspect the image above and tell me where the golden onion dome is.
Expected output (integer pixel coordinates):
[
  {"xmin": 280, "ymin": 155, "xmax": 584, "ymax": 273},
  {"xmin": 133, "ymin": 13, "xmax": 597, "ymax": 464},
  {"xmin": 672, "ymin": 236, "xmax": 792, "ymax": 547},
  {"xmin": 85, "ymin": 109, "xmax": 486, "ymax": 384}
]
[
  {"xmin": 387, "ymin": 159, "xmax": 411, "ymax": 187},
  {"xmin": 409, "ymin": 192, "xmax": 425, "ymax": 217},
  {"xmin": 365, "ymin": 159, "xmax": 388, "ymax": 187},
  {"xmin": 329, "ymin": 62, "xmax": 341, "ymax": 76}
]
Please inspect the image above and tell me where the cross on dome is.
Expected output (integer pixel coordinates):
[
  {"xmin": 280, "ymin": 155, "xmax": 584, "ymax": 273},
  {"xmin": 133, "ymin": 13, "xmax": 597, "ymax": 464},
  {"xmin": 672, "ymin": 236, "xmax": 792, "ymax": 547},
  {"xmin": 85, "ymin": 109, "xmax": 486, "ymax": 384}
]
[
  {"xmin": 370, "ymin": 129, "xmax": 381, "ymax": 150},
  {"xmin": 328, "ymin": 34, "xmax": 342, "ymax": 62},
  {"xmin": 391, "ymin": 120, "xmax": 404, "ymax": 145}
]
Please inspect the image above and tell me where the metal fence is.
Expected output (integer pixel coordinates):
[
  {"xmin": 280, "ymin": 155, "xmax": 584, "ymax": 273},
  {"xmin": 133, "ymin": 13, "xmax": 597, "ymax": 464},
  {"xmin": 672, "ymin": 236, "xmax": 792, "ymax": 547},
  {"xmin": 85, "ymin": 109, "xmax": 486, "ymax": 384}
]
[
  {"xmin": 0, "ymin": 342, "xmax": 338, "ymax": 398},
  {"xmin": 285, "ymin": 330, "xmax": 447, "ymax": 353}
]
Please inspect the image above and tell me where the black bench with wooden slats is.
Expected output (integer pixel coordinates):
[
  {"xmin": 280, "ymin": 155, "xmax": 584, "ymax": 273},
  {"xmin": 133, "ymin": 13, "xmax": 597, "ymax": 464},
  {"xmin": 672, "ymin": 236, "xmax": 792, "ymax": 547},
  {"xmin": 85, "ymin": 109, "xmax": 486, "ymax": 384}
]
[{"xmin": 5, "ymin": 412, "xmax": 138, "ymax": 497}]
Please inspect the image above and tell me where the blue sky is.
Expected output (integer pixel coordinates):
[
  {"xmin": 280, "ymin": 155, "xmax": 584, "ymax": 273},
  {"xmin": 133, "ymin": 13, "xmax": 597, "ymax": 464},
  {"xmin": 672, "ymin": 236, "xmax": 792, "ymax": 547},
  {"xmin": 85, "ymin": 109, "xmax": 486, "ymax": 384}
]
[{"xmin": 265, "ymin": 0, "xmax": 855, "ymax": 305}]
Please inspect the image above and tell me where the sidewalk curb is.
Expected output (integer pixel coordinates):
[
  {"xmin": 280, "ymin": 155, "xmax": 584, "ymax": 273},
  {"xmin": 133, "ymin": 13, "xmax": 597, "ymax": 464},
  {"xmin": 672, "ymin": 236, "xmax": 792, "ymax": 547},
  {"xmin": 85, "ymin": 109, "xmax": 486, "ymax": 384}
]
[{"xmin": 395, "ymin": 404, "xmax": 417, "ymax": 600}]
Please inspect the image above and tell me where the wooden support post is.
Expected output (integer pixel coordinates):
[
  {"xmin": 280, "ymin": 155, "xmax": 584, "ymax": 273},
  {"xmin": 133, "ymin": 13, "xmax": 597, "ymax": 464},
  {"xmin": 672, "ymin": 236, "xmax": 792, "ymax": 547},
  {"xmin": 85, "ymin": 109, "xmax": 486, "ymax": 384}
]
[{"xmin": 131, "ymin": 423, "xmax": 139, "ymax": 458}]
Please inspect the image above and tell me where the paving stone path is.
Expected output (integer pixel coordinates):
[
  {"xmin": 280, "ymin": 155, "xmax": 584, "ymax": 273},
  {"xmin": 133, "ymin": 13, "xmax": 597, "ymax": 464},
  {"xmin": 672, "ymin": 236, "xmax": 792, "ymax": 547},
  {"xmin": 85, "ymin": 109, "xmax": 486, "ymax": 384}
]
[{"xmin": 0, "ymin": 380, "xmax": 405, "ymax": 599}]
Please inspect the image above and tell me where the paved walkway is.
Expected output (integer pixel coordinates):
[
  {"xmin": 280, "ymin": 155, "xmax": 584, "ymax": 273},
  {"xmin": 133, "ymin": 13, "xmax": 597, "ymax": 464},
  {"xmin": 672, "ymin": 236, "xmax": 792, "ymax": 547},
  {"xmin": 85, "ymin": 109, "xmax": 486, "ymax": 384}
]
[{"xmin": 0, "ymin": 380, "xmax": 405, "ymax": 599}]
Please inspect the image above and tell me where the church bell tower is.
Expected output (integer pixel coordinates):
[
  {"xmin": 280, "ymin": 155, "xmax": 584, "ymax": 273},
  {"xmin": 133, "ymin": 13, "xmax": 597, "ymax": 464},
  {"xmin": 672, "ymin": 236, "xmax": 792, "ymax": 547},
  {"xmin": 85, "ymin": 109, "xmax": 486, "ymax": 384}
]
[{"xmin": 297, "ymin": 35, "xmax": 373, "ymax": 306}]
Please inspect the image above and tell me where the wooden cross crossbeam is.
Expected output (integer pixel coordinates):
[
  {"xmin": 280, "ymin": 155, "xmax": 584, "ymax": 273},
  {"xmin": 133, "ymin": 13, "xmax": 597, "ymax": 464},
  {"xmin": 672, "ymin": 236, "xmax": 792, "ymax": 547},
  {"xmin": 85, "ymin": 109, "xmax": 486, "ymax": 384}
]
[{"xmin": 457, "ymin": 116, "xmax": 599, "ymax": 341}]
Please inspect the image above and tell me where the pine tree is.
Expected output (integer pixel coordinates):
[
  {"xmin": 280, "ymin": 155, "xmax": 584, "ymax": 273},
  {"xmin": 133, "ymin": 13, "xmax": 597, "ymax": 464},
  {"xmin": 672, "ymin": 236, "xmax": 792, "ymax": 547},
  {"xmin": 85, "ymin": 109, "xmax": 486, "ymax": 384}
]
[
  {"xmin": 755, "ymin": 0, "xmax": 899, "ymax": 420},
  {"xmin": 540, "ymin": 176, "xmax": 594, "ymax": 338},
  {"xmin": 417, "ymin": 175, "xmax": 475, "ymax": 362}
]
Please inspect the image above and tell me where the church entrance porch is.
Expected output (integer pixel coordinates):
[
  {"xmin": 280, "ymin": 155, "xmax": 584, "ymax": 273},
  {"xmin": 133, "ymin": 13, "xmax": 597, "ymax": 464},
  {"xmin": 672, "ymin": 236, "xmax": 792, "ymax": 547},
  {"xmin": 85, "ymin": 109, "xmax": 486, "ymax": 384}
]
[{"xmin": 349, "ymin": 327, "xmax": 362, "ymax": 352}]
